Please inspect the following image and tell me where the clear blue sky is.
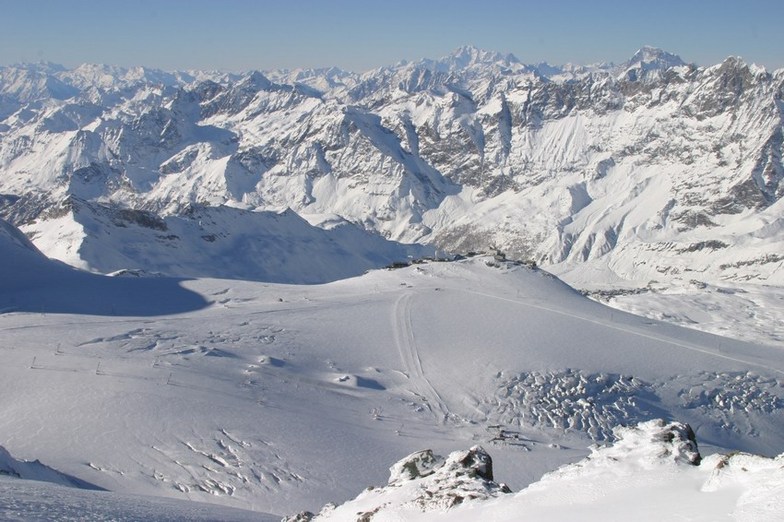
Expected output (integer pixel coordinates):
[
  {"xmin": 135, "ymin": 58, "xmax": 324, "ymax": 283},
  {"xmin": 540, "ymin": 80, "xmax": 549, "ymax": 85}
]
[{"xmin": 2, "ymin": 0, "xmax": 782, "ymax": 71}]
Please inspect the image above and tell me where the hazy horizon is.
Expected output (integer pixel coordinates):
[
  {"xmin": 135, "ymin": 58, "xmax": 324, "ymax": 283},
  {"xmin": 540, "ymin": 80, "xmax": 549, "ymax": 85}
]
[{"xmin": 2, "ymin": 0, "xmax": 783, "ymax": 73}]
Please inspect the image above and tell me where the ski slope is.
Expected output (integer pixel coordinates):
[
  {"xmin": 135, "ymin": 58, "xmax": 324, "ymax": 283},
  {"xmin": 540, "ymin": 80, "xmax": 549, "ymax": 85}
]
[{"xmin": 1, "ymin": 221, "xmax": 783, "ymax": 518}]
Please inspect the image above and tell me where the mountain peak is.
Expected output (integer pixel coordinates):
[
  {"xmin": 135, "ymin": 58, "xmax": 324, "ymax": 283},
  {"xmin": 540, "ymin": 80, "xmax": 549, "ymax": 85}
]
[
  {"xmin": 617, "ymin": 46, "xmax": 687, "ymax": 81},
  {"xmin": 625, "ymin": 46, "xmax": 686, "ymax": 69},
  {"xmin": 11, "ymin": 61, "xmax": 67, "ymax": 74},
  {"xmin": 442, "ymin": 45, "xmax": 520, "ymax": 70},
  {"xmin": 239, "ymin": 70, "xmax": 272, "ymax": 90}
]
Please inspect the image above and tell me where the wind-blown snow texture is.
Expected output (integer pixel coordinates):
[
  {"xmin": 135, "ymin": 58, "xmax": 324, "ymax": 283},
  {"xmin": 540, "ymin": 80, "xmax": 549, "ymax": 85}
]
[
  {"xmin": 1, "ymin": 47, "xmax": 784, "ymax": 519},
  {"xmin": 1, "ymin": 46, "xmax": 783, "ymax": 343},
  {"xmin": 1, "ymin": 236, "xmax": 783, "ymax": 518}
]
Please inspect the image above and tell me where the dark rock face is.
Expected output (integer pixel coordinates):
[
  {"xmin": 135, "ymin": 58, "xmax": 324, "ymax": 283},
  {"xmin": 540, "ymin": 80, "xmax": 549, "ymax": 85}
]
[
  {"xmin": 386, "ymin": 446, "xmax": 512, "ymax": 509},
  {"xmin": 648, "ymin": 420, "xmax": 702, "ymax": 465},
  {"xmin": 388, "ymin": 449, "xmax": 443, "ymax": 483},
  {"xmin": 456, "ymin": 445, "xmax": 495, "ymax": 481}
]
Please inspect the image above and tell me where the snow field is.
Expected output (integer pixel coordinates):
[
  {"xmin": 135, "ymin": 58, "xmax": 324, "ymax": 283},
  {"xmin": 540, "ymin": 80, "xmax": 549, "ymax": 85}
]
[{"xmin": 2, "ymin": 248, "xmax": 783, "ymax": 518}]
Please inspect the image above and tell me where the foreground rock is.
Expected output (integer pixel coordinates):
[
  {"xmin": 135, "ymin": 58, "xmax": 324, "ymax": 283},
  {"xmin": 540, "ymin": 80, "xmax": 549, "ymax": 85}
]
[
  {"xmin": 289, "ymin": 420, "xmax": 784, "ymax": 521},
  {"xmin": 284, "ymin": 446, "xmax": 511, "ymax": 521}
]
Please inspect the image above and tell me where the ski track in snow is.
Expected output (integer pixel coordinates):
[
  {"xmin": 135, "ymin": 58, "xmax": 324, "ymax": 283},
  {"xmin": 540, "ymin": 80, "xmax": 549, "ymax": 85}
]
[
  {"xmin": 2, "ymin": 257, "xmax": 784, "ymax": 517},
  {"xmin": 461, "ymin": 288, "xmax": 784, "ymax": 376},
  {"xmin": 392, "ymin": 291, "xmax": 451, "ymax": 424}
]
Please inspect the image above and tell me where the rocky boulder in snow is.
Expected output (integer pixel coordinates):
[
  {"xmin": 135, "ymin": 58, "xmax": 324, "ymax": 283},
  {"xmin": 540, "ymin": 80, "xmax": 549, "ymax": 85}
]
[
  {"xmin": 579, "ymin": 419, "xmax": 702, "ymax": 468},
  {"xmin": 389, "ymin": 446, "xmax": 503, "ymax": 491},
  {"xmin": 296, "ymin": 421, "xmax": 710, "ymax": 521},
  {"xmin": 516, "ymin": 420, "xmax": 701, "ymax": 493},
  {"xmin": 292, "ymin": 446, "xmax": 511, "ymax": 520}
]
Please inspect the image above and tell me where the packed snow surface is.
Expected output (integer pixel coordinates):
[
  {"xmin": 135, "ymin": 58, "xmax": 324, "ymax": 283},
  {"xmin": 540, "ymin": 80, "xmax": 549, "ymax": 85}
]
[
  {"xmin": 2, "ymin": 46, "xmax": 784, "ymax": 520},
  {"xmin": 1, "ymin": 230, "xmax": 783, "ymax": 518},
  {"xmin": 0, "ymin": 475, "xmax": 275, "ymax": 521}
]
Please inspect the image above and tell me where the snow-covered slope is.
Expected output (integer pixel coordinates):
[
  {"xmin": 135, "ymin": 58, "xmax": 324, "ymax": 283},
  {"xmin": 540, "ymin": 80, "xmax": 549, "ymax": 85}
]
[
  {"xmin": 0, "ymin": 475, "xmax": 274, "ymax": 522},
  {"xmin": 3, "ymin": 47, "xmax": 783, "ymax": 274},
  {"xmin": 1, "ymin": 48, "xmax": 784, "ymax": 518},
  {"xmin": 306, "ymin": 420, "xmax": 784, "ymax": 521},
  {"xmin": 20, "ymin": 197, "xmax": 430, "ymax": 283},
  {"xmin": 0, "ymin": 444, "xmax": 99, "ymax": 490},
  {"xmin": 1, "ymin": 46, "xmax": 783, "ymax": 344},
  {"xmin": 0, "ymin": 216, "xmax": 208, "ymax": 315},
  {"xmin": 1, "ymin": 248, "xmax": 782, "ymax": 517},
  {"xmin": 1, "ymin": 443, "xmax": 272, "ymax": 520}
]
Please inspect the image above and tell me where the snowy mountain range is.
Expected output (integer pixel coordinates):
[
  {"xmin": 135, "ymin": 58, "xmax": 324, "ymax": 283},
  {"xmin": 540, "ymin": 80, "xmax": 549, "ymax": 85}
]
[
  {"xmin": 2, "ymin": 47, "xmax": 782, "ymax": 283},
  {"xmin": 1, "ymin": 47, "xmax": 784, "ymax": 519},
  {"xmin": 2, "ymin": 47, "xmax": 783, "ymax": 344}
]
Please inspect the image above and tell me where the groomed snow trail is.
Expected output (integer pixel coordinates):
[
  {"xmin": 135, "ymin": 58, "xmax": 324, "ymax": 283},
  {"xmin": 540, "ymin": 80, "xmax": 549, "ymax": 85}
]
[
  {"xmin": 461, "ymin": 288, "xmax": 784, "ymax": 376},
  {"xmin": 392, "ymin": 291, "xmax": 451, "ymax": 423}
]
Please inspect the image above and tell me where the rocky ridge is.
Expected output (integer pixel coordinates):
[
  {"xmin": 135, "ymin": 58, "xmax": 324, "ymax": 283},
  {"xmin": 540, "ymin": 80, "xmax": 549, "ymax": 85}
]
[
  {"xmin": 285, "ymin": 420, "xmax": 784, "ymax": 521},
  {"xmin": 0, "ymin": 47, "xmax": 782, "ymax": 290}
]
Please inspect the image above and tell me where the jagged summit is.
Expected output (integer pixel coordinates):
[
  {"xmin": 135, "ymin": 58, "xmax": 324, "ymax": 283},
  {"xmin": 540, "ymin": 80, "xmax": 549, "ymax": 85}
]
[
  {"xmin": 625, "ymin": 45, "xmax": 687, "ymax": 67},
  {"xmin": 5, "ymin": 61, "xmax": 67, "ymax": 74},
  {"xmin": 617, "ymin": 45, "xmax": 688, "ymax": 81},
  {"xmin": 442, "ymin": 45, "xmax": 521, "ymax": 69},
  {"xmin": 1, "ymin": 47, "xmax": 783, "ymax": 344},
  {"xmin": 369, "ymin": 45, "xmax": 531, "ymax": 80},
  {"xmin": 240, "ymin": 70, "xmax": 272, "ymax": 88},
  {"xmin": 0, "ymin": 65, "xmax": 78, "ymax": 103}
]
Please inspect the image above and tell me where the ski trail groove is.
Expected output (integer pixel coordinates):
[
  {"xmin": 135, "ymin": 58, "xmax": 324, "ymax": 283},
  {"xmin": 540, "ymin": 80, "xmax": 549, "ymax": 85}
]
[
  {"xmin": 460, "ymin": 288, "xmax": 784, "ymax": 376},
  {"xmin": 393, "ymin": 291, "xmax": 451, "ymax": 423}
]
